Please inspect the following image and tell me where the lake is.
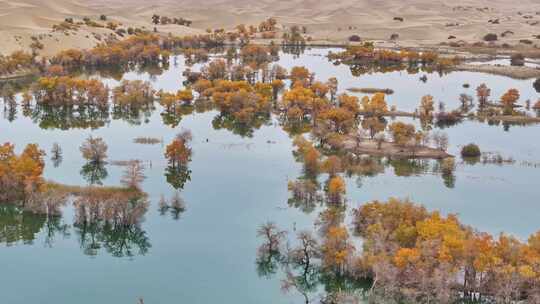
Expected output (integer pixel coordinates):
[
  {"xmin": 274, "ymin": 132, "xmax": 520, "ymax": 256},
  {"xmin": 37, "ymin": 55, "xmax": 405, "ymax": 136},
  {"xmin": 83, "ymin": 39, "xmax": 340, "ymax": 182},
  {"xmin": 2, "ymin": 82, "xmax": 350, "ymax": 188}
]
[{"xmin": 1, "ymin": 47, "xmax": 539, "ymax": 304}]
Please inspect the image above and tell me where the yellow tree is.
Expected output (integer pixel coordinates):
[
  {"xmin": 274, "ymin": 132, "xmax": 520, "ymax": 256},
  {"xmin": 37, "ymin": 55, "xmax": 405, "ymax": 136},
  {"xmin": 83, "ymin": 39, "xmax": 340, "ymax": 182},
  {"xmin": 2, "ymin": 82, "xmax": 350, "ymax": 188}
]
[
  {"xmin": 361, "ymin": 93, "xmax": 388, "ymax": 116},
  {"xmin": 165, "ymin": 137, "xmax": 192, "ymax": 168},
  {"xmin": 500, "ymin": 88, "xmax": 520, "ymax": 115},
  {"xmin": 389, "ymin": 122, "xmax": 415, "ymax": 146},
  {"xmin": 327, "ymin": 175, "xmax": 346, "ymax": 204},
  {"xmin": 476, "ymin": 84, "xmax": 491, "ymax": 107},
  {"xmin": 322, "ymin": 226, "xmax": 355, "ymax": 275},
  {"xmin": 419, "ymin": 95, "xmax": 434, "ymax": 118}
]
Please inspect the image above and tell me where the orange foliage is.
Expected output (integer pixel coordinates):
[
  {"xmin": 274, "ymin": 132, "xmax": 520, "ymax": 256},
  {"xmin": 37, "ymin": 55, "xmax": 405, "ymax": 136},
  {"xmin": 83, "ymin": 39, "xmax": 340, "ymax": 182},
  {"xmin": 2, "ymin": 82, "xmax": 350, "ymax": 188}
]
[{"xmin": 0, "ymin": 143, "xmax": 46, "ymax": 204}]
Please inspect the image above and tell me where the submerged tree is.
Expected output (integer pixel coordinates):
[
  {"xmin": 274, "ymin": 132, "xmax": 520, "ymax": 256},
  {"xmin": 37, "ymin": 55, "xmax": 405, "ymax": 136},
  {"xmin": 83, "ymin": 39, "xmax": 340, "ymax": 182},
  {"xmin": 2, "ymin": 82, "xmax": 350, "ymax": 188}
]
[
  {"xmin": 164, "ymin": 130, "xmax": 193, "ymax": 190},
  {"xmin": 80, "ymin": 161, "xmax": 108, "ymax": 186},
  {"xmin": 165, "ymin": 130, "xmax": 192, "ymax": 169},
  {"xmin": 476, "ymin": 83, "xmax": 491, "ymax": 108},
  {"xmin": 50, "ymin": 143, "xmax": 63, "ymax": 168},
  {"xmin": 80, "ymin": 136, "xmax": 108, "ymax": 164},
  {"xmin": 256, "ymin": 222, "xmax": 287, "ymax": 277},
  {"xmin": 500, "ymin": 88, "xmax": 520, "ymax": 115},
  {"xmin": 121, "ymin": 160, "xmax": 146, "ymax": 190}
]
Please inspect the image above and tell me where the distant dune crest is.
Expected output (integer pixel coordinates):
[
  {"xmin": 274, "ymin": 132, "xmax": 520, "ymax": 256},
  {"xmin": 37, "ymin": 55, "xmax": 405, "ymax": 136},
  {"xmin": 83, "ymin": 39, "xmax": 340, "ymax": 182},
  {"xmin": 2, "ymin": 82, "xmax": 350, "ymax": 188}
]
[{"xmin": 1, "ymin": 0, "xmax": 540, "ymax": 55}]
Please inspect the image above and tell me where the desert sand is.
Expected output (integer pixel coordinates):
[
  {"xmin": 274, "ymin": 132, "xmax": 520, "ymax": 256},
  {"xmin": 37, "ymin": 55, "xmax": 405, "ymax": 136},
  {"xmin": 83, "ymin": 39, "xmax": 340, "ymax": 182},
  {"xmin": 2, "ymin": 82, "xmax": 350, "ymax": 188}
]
[{"xmin": 2, "ymin": 0, "xmax": 540, "ymax": 56}]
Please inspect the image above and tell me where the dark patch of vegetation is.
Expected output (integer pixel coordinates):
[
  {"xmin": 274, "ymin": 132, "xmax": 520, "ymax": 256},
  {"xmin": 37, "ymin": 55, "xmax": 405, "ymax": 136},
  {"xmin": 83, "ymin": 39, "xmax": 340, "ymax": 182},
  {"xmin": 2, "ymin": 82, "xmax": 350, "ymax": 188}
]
[
  {"xmin": 483, "ymin": 33, "xmax": 498, "ymax": 41},
  {"xmin": 461, "ymin": 143, "xmax": 481, "ymax": 157},
  {"xmin": 348, "ymin": 35, "xmax": 361, "ymax": 42}
]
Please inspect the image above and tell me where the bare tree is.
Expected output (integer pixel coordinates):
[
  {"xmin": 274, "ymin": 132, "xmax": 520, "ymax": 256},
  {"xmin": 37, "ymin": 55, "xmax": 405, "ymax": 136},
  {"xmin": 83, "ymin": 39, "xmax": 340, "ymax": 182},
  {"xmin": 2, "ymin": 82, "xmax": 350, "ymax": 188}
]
[
  {"xmin": 51, "ymin": 143, "xmax": 63, "ymax": 167},
  {"xmin": 170, "ymin": 192, "xmax": 186, "ymax": 220},
  {"xmin": 257, "ymin": 222, "xmax": 286, "ymax": 254},
  {"xmin": 459, "ymin": 94, "xmax": 473, "ymax": 111},
  {"xmin": 432, "ymin": 131, "xmax": 449, "ymax": 151},
  {"xmin": 374, "ymin": 132, "xmax": 385, "ymax": 150},
  {"xmin": 80, "ymin": 136, "xmax": 108, "ymax": 164},
  {"xmin": 158, "ymin": 194, "xmax": 169, "ymax": 215},
  {"xmin": 121, "ymin": 160, "xmax": 146, "ymax": 190}
]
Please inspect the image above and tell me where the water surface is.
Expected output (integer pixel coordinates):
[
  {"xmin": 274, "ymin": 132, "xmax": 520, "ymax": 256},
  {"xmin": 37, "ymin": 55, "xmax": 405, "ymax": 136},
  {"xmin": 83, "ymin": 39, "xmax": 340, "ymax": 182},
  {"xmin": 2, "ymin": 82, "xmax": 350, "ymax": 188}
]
[{"xmin": 1, "ymin": 48, "xmax": 539, "ymax": 304}]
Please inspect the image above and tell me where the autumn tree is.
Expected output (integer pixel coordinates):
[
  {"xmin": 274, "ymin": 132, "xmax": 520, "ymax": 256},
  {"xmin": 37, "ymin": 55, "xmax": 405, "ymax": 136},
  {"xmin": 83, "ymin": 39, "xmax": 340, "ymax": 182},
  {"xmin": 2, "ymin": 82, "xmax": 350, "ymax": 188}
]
[
  {"xmin": 361, "ymin": 93, "xmax": 388, "ymax": 116},
  {"xmin": 326, "ymin": 176, "xmax": 346, "ymax": 204},
  {"xmin": 321, "ymin": 226, "xmax": 354, "ymax": 275},
  {"xmin": 321, "ymin": 156, "xmax": 343, "ymax": 177},
  {"xmin": 293, "ymin": 136, "xmax": 320, "ymax": 176},
  {"xmin": 326, "ymin": 77, "xmax": 338, "ymax": 102},
  {"xmin": 0, "ymin": 143, "xmax": 46, "ymax": 205},
  {"xmin": 500, "ymin": 88, "xmax": 520, "ymax": 115},
  {"xmin": 362, "ymin": 117, "xmax": 386, "ymax": 139},
  {"xmin": 476, "ymin": 83, "xmax": 491, "ymax": 107},
  {"xmin": 290, "ymin": 66, "xmax": 313, "ymax": 87},
  {"xmin": 165, "ymin": 130, "xmax": 192, "ymax": 168},
  {"xmin": 288, "ymin": 179, "xmax": 322, "ymax": 213},
  {"xmin": 388, "ymin": 122, "xmax": 415, "ymax": 146},
  {"xmin": 418, "ymin": 95, "xmax": 434, "ymax": 118}
]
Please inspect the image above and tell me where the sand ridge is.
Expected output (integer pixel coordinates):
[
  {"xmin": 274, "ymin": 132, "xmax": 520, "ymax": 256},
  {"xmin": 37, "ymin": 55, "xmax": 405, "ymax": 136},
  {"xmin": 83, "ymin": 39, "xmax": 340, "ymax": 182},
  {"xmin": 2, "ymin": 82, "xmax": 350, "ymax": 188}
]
[{"xmin": 2, "ymin": 0, "xmax": 540, "ymax": 56}]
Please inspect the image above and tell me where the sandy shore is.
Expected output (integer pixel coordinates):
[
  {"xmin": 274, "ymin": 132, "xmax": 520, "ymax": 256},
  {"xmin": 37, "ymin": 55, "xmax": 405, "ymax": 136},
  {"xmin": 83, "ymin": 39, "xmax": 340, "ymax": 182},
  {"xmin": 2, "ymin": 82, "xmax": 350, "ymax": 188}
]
[
  {"xmin": 476, "ymin": 114, "xmax": 540, "ymax": 124},
  {"xmin": 345, "ymin": 139, "xmax": 452, "ymax": 159},
  {"xmin": 452, "ymin": 64, "xmax": 540, "ymax": 79}
]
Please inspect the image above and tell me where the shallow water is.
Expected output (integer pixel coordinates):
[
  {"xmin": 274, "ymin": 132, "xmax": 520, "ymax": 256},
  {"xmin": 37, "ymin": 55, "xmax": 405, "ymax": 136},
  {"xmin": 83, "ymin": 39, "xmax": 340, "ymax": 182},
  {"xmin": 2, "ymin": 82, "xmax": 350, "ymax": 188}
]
[
  {"xmin": 1, "ymin": 48, "xmax": 540, "ymax": 304},
  {"xmin": 468, "ymin": 57, "xmax": 540, "ymax": 68}
]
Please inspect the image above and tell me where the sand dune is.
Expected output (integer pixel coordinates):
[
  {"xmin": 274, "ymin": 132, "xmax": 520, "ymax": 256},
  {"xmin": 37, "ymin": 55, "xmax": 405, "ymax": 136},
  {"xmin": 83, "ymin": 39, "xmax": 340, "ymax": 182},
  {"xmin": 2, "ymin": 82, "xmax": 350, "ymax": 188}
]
[{"xmin": 2, "ymin": 0, "xmax": 540, "ymax": 55}]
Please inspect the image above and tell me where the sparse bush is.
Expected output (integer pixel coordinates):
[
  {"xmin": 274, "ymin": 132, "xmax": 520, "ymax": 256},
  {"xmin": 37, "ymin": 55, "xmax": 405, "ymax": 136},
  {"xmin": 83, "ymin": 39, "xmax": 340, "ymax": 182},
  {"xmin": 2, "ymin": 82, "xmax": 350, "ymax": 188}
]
[
  {"xmin": 510, "ymin": 53, "xmax": 525, "ymax": 66},
  {"xmin": 483, "ymin": 33, "xmax": 498, "ymax": 42},
  {"xmin": 461, "ymin": 143, "xmax": 481, "ymax": 158},
  {"xmin": 501, "ymin": 30, "xmax": 514, "ymax": 37},
  {"xmin": 348, "ymin": 35, "xmax": 361, "ymax": 42},
  {"xmin": 534, "ymin": 78, "xmax": 540, "ymax": 93},
  {"xmin": 436, "ymin": 110, "xmax": 462, "ymax": 126}
]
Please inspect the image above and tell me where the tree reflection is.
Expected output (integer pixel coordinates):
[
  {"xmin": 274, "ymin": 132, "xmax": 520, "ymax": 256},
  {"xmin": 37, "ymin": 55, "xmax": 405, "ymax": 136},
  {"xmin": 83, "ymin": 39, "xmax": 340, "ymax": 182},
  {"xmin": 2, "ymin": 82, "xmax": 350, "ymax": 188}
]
[
  {"xmin": 0, "ymin": 205, "xmax": 46, "ymax": 245},
  {"xmin": 165, "ymin": 164, "xmax": 191, "ymax": 191},
  {"xmin": 0, "ymin": 205, "xmax": 69, "ymax": 246},
  {"xmin": 158, "ymin": 192, "xmax": 187, "ymax": 220},
  {"xmin": 287, "ymin": 178, "xmax": 323, "ymax": 214},
  {"xmin": 212, "ymin": 112, "xmax": 271, "ymax": 138},
  {"xmin": 75, "ymin": 221, "xmax": 150, "ymax": 258},
  {"xmin": 73, "ymin": 187, "xmax": 150, "ymax": 257},
  {"xmin": 80, "ymin": 161, "xmax": 108, "ymax": 185},
  {"xmin": 51, "ymin": 143, "xmax": 63, "ymax": 168},
  {"xmin": 256, "ymin": 203, "xmax": 369, "ymax": 303},
  {"xmin": 24, "ymin": 104, "xmax": 110, "ymax": 130},
  {"xmin": 160, "ymin": 105, "xmax": 194, "ymax": 128},
  {"xmin": 387, "ymin": 158, "xmax": 430, "ymax": 177},
  {"xmin": 256, "ymin": 222, "xmax": 286, "ymax": 278}
]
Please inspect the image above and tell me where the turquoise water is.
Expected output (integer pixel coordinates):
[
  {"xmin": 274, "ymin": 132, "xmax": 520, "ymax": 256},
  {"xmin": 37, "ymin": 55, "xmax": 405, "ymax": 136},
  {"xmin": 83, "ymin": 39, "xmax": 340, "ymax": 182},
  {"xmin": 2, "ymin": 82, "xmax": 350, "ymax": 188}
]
[{"xmin": 1, "ymin": 48, "xmax": 540, "ymax": 303}]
